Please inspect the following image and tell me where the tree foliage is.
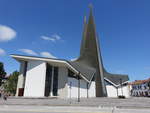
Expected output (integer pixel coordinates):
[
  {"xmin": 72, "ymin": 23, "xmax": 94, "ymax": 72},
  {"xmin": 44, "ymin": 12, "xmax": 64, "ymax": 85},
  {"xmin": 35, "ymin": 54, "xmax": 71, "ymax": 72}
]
[
  {"xmin": 0, "ymin": 62, "xmax": 6, "ymax": 77},
  {"xmin": 0, "ymin": 62, "xmax": 6, "ymax": 86},
  {"xmin": 4, "ymin": 71, "xmax": 19, "ymax": 95}
]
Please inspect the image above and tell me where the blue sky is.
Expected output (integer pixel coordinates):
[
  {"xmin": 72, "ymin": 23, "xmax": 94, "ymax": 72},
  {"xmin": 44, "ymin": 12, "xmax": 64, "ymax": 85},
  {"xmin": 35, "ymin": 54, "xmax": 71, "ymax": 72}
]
[{"xmin": 0, "ymin": 0, "xmax": 150, "ymax": 81}]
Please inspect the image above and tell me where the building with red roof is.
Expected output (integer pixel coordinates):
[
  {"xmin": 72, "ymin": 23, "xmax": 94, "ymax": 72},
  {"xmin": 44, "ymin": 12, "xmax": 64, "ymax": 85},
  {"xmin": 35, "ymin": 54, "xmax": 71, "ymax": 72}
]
[{"xmin": 129, "ymin": 78, "xmax": 150, "ymax": 97}]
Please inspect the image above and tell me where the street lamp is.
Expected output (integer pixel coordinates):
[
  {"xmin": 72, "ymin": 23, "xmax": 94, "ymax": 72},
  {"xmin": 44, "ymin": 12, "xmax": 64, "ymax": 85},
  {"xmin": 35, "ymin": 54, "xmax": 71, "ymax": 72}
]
[
  {"xmin": 78, "ymin": 72, "xmax": 80, "ymax": 102},
  {"xmin": 120, "ymin": 78, "xmax": 123, "ymax": 96}
]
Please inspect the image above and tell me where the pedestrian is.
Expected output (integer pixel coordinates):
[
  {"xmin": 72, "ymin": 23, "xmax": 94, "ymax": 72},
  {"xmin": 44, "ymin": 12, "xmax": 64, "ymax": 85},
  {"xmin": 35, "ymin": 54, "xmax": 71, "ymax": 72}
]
[{"xmin": 3, "ymin": 94, "xmax": 7, "ymax": 101}]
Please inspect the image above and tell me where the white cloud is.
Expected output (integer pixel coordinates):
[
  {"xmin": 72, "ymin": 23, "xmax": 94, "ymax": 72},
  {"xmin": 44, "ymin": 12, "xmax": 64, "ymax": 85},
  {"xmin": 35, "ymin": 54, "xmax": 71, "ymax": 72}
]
[
  {"xmin": 52, "ymin": 34, "xmax": 61, "ymax": 40},
  {"xmin": 41, "ymin": 34, "xmax": 61, "ymax": 42},
  {"xmin": 0, "ymin": 25, "xmax": 17, "ymax": 42},
  {"xmin": 19, "ymin": 49, "xmax": 38, "ymax": 56},
  {"xmin": 40, "ymin": 52, "xmax": 56, "ymax": 58},
  {"xmin": 70, "ymin": 58, "xmax": 77, "ymax": 61},
  {"xmin": 41, "ymin": 36, "xmax": 56, "ymax": 42},
  {"xmin": 0, "ymin": 48, "xmax": 6, "ymax": 56}
]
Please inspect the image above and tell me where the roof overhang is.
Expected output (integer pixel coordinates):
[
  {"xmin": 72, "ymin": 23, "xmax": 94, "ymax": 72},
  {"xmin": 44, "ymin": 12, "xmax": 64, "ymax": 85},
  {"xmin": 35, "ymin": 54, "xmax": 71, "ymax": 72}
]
[
  {"xmin": 10, "ymin": 54, "xmax": 90, "ymax": 83},
  {"xmin": 104, "ymin": 77, "xmax": 129, "ymax": 87}
]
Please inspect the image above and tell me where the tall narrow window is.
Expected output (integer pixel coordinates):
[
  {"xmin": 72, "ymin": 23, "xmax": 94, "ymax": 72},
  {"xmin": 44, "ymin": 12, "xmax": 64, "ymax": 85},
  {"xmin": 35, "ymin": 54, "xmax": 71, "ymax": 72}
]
[
  {"xmin": 19, "ymin": 61, "xmax": 27, "ymax": 96},
  {"xmin": 23, "ymin": 61, "xmax": 28, "ymax": 77},
  {"xmin": 23, "ymin": 61, "xmax": 28, "ymax": 87},
  {"xmin": 45, "ymin": 63, "xmax": 52, "ymax": 97},
  {"xmin": 53, "ymin": 67, "xmax": 58, "ymax": 96}
]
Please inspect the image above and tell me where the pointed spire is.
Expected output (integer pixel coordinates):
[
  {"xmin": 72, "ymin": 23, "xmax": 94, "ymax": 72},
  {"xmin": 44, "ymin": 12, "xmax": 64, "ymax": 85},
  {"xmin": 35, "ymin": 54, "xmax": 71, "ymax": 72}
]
[
  {"xmin": 84, "ymin": 16, "xmax": 87, "ymax": 25},
  {"xmin": 87, "ymin": 3, "xmax": 96, "ymax": 33},
  {"xmin": 80, "ymin": 16, "xmax": 87, "ymax": 56},
  {"xmin": 79, "ymin": 4, "xmax": 96, "ymax": 61},
  {"xmin": 76, "ymin": 5, "xmax": 107, "ymax": 96},
  {"xmin": 78, "ymin": 4, "xmax": 98, "ymax": 65},
  {"xmin": 88, "ymin": 3, "xmax": 94, "ymax": 22},
  {"xmin": 88, "ymin": 3, "xmax": 93, "ymax": 10}
]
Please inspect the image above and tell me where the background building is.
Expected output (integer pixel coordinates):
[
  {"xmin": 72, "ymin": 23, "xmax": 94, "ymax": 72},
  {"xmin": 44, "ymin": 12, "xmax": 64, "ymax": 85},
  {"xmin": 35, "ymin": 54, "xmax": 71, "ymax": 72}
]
[{"xmin": 129, "ymin": 78, "xmax": 150, "ymax": 97}]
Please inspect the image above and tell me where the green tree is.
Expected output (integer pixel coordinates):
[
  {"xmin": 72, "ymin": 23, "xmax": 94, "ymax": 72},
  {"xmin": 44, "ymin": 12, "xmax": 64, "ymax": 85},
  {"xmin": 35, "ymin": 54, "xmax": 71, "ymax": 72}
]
[
  {"xmin": 4, "ymin": 71, "xmax": 19, "ymax": 95},
  {"xmin": 0, "ymin": 62, "xmax": 6, "ymax": 86}
]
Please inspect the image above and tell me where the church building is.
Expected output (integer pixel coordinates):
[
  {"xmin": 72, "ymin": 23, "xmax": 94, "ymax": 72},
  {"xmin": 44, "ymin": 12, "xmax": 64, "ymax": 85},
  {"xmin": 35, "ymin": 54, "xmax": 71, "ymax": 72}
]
[{"xmin": 11, "ymin": 7, "xmax": 130, "ymax": 98}]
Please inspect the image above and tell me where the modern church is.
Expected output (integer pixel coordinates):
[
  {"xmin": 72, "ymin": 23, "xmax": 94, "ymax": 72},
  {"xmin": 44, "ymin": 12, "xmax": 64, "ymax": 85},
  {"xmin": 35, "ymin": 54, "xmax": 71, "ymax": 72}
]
[{"xmin": 11, "ymin": 7, "xmax": 130, "ymax": 98}]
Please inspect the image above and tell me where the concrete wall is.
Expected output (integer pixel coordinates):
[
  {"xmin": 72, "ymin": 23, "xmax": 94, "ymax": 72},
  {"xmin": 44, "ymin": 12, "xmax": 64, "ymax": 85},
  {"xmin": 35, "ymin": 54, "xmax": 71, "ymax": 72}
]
[
  {"xmin": 57, "ymin": 67, "xmax": 68, "ymax": 98},
  {"xmin": 17, "ymin": 60, "xmax": 131, "ymax": 98},
  {"xmin": 106, "ymin": 85, "xmax": 130, "ymax": 98},
  {"xmin": 88, "ymin": 81, "xmax": 96, "ymax": 97},
  {"xmin": 80, "ymin": 79, "xmax": 87, "ymax": 98},
  {"xmin": 118, "ymin": 85, "xmax": 130, "ymax": 97},
  {"xmin": 67, "ymin": 77, "xmax": 78, "ymax": 98},
  {"xmin": 67, "ymin": 77, "xmax": 96, "ymax": 98},
  {"xmin": 106, "ymin": 85, "xmax": 117, "ymax": 97},
  {"xmin": 24, "ymin": 60, "xmax": 46, "ymax": 97}
]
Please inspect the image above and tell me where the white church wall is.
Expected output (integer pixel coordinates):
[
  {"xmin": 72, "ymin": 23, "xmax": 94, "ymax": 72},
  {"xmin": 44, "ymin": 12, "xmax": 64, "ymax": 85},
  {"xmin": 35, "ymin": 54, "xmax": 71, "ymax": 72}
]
[
  {"xmin": 106, "ymin": 85, "xmax": 117, "ymax": 97},
  {"xmin": 24, "ymin": 60, "xmax": 46, "ymax": 97},
  {"xmin": 88, "ymin": 81, "xmax": 96, "ymax": 97},
  {"xmin": 58, "ymin": 67, "xmax": 68, "ymax": 98},
  {"xmin": 67, "ymin": 77, "xmax": 78, "ymax": 98},
  {"xmin": 67, "ymin": 77, "xmax": 96, "ymax": 98},
  {"xmin": 106, "ymin": 85, "xmax": 130, "ymax": 98},
  {"xmin": 118, "ymin": 85, "xmax": 130, "ymax": 98},
  {"xmin": 80, "ymin": 79, "xmax": 87, "ymax": 97}
]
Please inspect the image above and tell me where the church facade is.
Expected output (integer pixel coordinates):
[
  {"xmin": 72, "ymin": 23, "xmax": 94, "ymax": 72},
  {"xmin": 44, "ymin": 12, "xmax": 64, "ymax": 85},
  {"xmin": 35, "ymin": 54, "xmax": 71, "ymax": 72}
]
[{"xmin": 11, "ymin": 7, "xmax": 130, "ymax": 98}]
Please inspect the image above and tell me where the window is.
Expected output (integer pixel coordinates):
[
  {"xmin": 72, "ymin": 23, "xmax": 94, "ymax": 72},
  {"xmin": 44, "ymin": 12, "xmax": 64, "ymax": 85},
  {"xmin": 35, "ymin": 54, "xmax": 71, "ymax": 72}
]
[
  {"xmin": 68, "ymin": 69, "xmax": 77, "ymax": 78},
  {"xmin": 104, "ymin": 80, "xmax": 112, "ymax": 86},
  {"xmin": 44, "ymin": 64, "xmax": 52, "ymax": 97},
  {"xmin": 23, "ymin": 61, "xmax": 28, "ymax": 77},
  {"xmin": 53, "ymin": 67, "xmax": 58, "ymax": 96}
]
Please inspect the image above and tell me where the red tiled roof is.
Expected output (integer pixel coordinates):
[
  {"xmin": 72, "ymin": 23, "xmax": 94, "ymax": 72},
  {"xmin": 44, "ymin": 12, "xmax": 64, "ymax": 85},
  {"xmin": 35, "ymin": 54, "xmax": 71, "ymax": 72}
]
[{"xmin": 128, "ymin": 78, "xmax": 150, "ymax": 85}]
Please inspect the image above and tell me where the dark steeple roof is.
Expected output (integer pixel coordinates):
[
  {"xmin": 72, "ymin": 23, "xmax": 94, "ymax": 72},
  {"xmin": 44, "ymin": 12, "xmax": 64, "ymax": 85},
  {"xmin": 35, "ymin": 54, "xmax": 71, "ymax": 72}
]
[
  {"xmin": 69, "ymin": 5, "xmax": 129, "ymax": 96},
  {"xmin": 69, "ymin": 6, "xmax": 107, "ymax": 96}
]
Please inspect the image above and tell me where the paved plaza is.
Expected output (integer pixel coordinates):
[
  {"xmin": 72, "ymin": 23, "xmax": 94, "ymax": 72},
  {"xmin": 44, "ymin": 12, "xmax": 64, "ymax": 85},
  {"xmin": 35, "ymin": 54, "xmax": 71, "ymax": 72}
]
[
  {"xmin": 0, "ymin": 97, "xmax": 150, "ymax": 113},
  {"xmin": 0, "ymin": 105, "xmax": 150, "ymax": 113},
  {"xmin": 0, "ymin": 97, "xmax": 150, "ymax": 108}
]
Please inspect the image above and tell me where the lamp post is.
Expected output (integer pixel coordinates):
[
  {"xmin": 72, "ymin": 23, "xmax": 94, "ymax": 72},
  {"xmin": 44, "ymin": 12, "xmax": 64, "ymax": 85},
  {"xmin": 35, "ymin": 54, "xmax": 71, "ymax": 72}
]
[
  {"xmin": 78, "ymin": 72, "xmax": 80, "ymax": 102},
  {"xmin": 69, "ymin": 81, "xmax": 72, "ymax": 104},
  {"xmin": 87, "ymin": 82, "xmax": 89, "ymax": 98},
  {"xmin": 120, "ymin": 78, "xmax": 123, "ymax": 96}
]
